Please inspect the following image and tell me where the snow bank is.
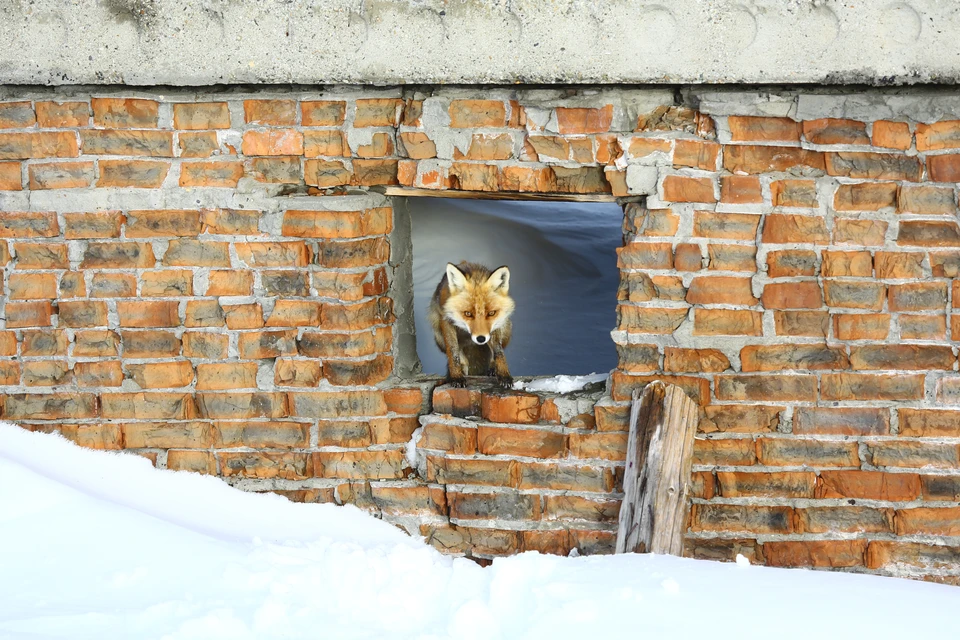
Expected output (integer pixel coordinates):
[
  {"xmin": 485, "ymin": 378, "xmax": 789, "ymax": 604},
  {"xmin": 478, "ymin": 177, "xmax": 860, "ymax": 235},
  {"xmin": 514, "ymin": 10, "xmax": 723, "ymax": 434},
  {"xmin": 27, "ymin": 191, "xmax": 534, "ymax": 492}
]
[{"xmin": 1, "ymin": 423, "xmax": 957, "ymax": 640}]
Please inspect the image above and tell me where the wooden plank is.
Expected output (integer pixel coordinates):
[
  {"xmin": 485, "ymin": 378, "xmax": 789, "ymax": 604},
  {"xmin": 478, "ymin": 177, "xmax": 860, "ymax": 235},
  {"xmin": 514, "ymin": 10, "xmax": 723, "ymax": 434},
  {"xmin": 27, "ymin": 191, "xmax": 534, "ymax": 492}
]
[
  {"xmin": 615, "ymin": 380, "xmax": 700, "ymax": 555},
  {"xmin": 377, "ymin": 186, "xmax": 618, "ymax": 203}
]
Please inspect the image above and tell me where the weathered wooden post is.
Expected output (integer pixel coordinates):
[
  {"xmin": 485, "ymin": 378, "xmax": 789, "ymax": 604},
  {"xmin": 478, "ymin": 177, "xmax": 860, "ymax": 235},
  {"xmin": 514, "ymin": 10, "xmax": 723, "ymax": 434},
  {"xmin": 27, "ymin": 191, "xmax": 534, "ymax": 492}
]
[{"xmin": 615, "ymin": 380, "xmax": 700, "ymax": 555}]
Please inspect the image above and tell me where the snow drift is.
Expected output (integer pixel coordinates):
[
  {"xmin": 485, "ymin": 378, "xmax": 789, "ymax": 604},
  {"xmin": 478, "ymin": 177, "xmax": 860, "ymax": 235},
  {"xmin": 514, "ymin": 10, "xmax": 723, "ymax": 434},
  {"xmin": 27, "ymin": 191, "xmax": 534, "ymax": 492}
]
[{"xmin": 0, "ymin": 423, "xmax": 956, "ymax": 640}]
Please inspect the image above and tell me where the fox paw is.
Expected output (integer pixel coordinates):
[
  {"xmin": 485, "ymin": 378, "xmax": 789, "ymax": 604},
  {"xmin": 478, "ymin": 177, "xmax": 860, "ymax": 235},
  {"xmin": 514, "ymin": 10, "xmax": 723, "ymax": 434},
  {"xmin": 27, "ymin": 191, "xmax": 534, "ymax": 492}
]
[
  {"xmin": 448, "ymin": 376, "xmax": 467, "ymax": 388},
  {"xmin": 496, "ymin": 375, "xmax": 514, "ymax": 389}
]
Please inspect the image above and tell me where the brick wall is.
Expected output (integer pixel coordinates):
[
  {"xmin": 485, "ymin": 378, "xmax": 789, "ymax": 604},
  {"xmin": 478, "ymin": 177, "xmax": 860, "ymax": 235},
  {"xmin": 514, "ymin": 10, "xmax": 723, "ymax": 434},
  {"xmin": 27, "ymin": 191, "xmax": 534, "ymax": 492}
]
[{"xmin": 1, "ymin": 87, "xmax": 959, "ymax": 583}]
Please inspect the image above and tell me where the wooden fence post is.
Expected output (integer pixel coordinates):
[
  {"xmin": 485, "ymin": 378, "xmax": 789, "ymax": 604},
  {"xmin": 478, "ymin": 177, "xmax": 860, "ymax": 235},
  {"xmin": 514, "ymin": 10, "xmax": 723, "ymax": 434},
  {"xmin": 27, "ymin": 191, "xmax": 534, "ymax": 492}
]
[{"xmin": 615, "ymin": 380, "xmax": 699, "ymax": 555}]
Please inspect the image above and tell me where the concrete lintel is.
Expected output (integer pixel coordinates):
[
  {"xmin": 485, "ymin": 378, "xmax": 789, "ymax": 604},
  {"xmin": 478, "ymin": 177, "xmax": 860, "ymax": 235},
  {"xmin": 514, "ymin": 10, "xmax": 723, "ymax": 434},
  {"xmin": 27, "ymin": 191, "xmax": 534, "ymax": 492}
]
[{"xmin": 0, "ymin": 0, "xmax": 957, "ymax": 87}]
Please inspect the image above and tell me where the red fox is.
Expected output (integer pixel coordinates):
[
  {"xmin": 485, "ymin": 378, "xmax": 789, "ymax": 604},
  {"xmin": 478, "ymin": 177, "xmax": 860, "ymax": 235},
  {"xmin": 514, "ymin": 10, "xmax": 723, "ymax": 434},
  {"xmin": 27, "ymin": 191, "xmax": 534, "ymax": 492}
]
[{"xmin": 428, "ymin": 262, "xmax": 515, "ymax": 388}]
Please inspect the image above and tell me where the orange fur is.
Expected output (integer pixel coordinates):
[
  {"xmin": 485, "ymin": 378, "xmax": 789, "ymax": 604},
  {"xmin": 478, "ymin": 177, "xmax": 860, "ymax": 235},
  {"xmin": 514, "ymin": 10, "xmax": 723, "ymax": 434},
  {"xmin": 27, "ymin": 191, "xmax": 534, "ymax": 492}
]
[{"xmin": 428, "ymin": 261, "xmax": 515, "ymax": 387}]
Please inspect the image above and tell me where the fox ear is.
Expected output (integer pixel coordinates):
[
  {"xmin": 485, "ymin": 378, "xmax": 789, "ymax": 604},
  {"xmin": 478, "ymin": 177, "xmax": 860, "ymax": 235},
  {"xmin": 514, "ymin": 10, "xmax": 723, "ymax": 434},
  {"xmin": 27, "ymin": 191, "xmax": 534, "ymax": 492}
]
[
  {"xmin": 487, "ymin": 266, "xmax": 510, "ymax": 293},
  {"xmin": 446, "ymin": 263, "xmax": 468, "ymax": 292}
]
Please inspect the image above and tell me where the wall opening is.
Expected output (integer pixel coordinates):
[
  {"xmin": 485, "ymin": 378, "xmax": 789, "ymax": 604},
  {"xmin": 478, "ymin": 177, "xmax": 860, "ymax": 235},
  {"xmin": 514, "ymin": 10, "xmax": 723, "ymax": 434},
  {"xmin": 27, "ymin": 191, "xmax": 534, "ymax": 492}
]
[{"xmin": 405, "ymin": 197, "xmax": 623, "ymax": 377}]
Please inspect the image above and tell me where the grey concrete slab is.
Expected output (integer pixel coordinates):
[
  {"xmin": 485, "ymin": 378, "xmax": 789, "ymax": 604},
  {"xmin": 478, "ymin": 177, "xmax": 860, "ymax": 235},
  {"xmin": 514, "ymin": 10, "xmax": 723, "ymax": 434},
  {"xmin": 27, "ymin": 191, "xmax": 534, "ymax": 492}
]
[{"xmin": 0, "ymin": 0, "xmax": 956, "ymax": 86}]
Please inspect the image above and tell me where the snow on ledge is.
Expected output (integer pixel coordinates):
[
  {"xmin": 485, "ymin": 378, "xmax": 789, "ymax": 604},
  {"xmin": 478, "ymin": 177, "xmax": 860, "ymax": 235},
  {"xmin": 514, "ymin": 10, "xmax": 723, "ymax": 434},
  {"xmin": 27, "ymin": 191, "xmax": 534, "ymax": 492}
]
[
  {"xmin": 1, "ymin": 422, "xmax": 957, "ymax": 639},
  {"xmin": 512, "ymin": 373, "xmax": 608, "ymax": 394}
]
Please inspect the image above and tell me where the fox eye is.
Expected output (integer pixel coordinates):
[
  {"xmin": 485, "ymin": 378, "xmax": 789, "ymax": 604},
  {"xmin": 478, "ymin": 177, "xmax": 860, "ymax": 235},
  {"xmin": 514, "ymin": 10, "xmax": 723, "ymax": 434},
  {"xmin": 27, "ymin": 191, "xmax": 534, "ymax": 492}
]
[
  {"xmin": 487, "ymin": 310, "xmax": 497, "ymax": 317},
  {"xmin": 463, "ymin": 311, "xmax": 473, "ymax": 318}
]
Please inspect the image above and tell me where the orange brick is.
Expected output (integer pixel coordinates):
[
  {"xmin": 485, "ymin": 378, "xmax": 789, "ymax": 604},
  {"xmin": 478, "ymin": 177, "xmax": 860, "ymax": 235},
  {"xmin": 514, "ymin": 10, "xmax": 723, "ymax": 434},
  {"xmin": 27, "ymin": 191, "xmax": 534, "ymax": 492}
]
[
  {"xmin": 723, "ymin": 145, "xmax": 824, "ymax": 174},
  {"xmin": 872, "ymin": 120, "xmax": 912, "ymax": 150},
  {"xmin": 243, "ymin": 100, "xmax": 296, "ymax": 125},
  {"xmin": 766, "ymin": 250, "xmax": 817, "ymax": 277},
  {"xmin": 693, "ymin": 309, "xmax": 762, "ymax": 336},
  {"xmin": 833, "ymin": 182, "xmax": 898, "ymax": 211},
  {"xmin": 822, "ymin": 250, "xmax": 873, "ymax": 277},
  {"xmin": 555, "ymin": 105, "xmax": 613, "ymax": 134},
  {"xmin": 802, "ymin": 118, "xmax": 869, "ymax": 145},
  {"xmin": 246, "ymin": 157, "xmax": 300, "ymax": 183},
  {"xmin": 833, "ymin": 313, "xmax": 890, "ymax": 340},
  {"xmin": 662, "ymin": 175, "xmax": 715, "ymax": 203},
  {"xmin": 8, "ymin": 273, "xmax": 58, "ymax": 300},
  {"xmin": 0, "ymin": 162, "xmax": 20, "ymax": 190},
  {"xmin": 354, "ymin": 99, "xmax": 404, "ymax": 128},
  {"xmin": 898, "ymin": 185, "xmax": 956, "ymax": 215},
  {"xmin": 454, "ymin": 133, "xmax": 514, "ymax": 161},
  {"xmin": 91, "ymin": 98, "xmax": 158, "ymax": 128},
  {"xmin": 765, "ymin": 540, "xmax": 866, "ymax": 568},
  {"xmin": 673, "ymin": 140, "xmax": 719, "ymax": 170},
  {"xmin": 98, "ymin": 160, "xmax": 170, "ymax": 188},
  {"xmin": 728, "ymin": 116, "xmax": 800, "ymax": 142},
  {"xmin": 179, "ymin": 161, "xmax": 243, "ymax": 187},
  {"xmin": 719, "ymin": 175, "xmax": 762, "ymax": 204},
  {"xmin": 833, "ymin": 218, "xmax": 888, "ymax": 246},
  {"xmin": 179, "ymin": 131, "xmax": 220, "ymax": 158},
  {"xmin": 27, "ymin": 161, "xmax": 93, "ymax": 189},
  {"xmin": 769, "ymin": 179, "xmax": 818, "ymax": 208},
  {"xmin": 478, "ymin": 426, "xmax": 566, "ymax": 458},
  {"xmin": 241, "ymin": 130, "xmax": 303, "ymax": 156},
  {"xmin": 449, "ymin": 100, "xmax": 505, "ymax": 128},
  {"xmin": 398, "ymin": 132, "xmax": 437, "ymax": 159},
  {"xmin": 717, "ymin": 471, "xmax": 816, "ymax": 498},
  {"xmin": 740, "ymin": 344, "xmax": 848, "ymax": 372},
  {"xmin": 686, "ymin": 275, "xmax": 757, "ymax": 305},
  {"xmin": 817, "ymin": 470, "xmax": 919, "ymax": 501},
  {"xmin": 715, "ymin": 374, "xmax": 817, "ymax": 401},
  {"xmin": 480, "ymin": 392, "xmax": 540, "ymax": 424},
  {"xmin": 825, "ymin": 152, "xmax": 922, "ymax": 182},
  {"xmin": 35, "ymin": 101, "xmax": 90, "ymax": 128},
  {"xmin": 173, "ymin": 103, "xmax": 230, "ymax": 129},
  {"xmin": 761, "ymin": 214, "xmax": 828, "ymax": 244},
  {"xmin": 0, "ymin": 131, "xmax": 79, "ymax": 159},
  {"xmin": 301, "ymin": 100, "xmax": 346, "ymax": 126},
  {"xmin": 6, "ymin": 301, "xmax": 54, "ymax": 327},
  {"xmin": 117, "ymin": 301, "xmax": 179, "ymax": 328},
  {"xmin": 760, "ymin": 281, "xmax": 822, "ymax": 309}
]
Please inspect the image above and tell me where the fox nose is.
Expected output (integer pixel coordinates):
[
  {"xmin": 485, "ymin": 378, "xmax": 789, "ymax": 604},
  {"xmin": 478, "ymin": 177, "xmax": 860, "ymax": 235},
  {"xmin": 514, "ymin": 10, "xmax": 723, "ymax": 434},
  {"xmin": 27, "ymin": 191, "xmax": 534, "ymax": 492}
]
[{"xmin": 473, "ymin": 335, "xmax": 489, "ymax": 345}]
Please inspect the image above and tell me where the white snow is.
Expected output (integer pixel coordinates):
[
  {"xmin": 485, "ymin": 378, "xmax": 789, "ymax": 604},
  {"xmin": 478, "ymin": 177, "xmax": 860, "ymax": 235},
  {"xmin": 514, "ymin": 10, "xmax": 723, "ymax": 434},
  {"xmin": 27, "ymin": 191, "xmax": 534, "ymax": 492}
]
[
  {"xmin": 2, "ymin": 422, "xmax": 958, "ymax": 640},
  {"xmin": 513, "ymin": 373, "xmax": 609, "ymax": 394}
]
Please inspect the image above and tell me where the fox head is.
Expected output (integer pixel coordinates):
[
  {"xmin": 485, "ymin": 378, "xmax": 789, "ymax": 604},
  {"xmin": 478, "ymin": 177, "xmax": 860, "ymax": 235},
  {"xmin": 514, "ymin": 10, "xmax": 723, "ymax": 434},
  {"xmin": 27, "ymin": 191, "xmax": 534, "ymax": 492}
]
[{"xmin": 443, "ymin": 263, "xmax": 515, "ymax": 346}]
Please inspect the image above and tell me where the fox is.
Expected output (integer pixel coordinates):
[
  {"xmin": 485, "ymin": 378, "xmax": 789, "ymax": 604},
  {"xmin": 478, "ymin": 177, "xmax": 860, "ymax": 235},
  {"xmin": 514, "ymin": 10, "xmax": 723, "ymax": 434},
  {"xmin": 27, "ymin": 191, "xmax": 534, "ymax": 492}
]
[{"xmin": 428, "ymin": 261, "xmax": 515, "ymax": 388}]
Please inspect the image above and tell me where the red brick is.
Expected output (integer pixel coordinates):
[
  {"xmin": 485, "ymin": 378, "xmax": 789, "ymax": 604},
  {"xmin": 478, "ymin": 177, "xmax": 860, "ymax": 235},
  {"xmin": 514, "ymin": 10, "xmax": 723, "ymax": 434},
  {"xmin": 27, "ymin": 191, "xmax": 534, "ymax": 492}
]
[
  {"xmin": 825, "ymin": 152, "xmax": 922, "ymax": 181},
  {"xmin": 663, "ymin": 347, "xmax": 729, "ymax": 373},
  {"xmin": 58, "ymin": 300, "xmax": 108, "ymax": 327},
  {"xmin": 74, "ymin": 361, "xmax": 123, "ymax": 387},
  {"xmin": 874, "ymin": 252, "xmax": 924, "ymax": 279},
  {"xmin": 888, "ymin": 282, "xmax": 947, "ymax": 311},
  {"xmin": 832, "ymin": 313, "xmax": 889, "ymax": 340},
  {"xmin": 195, "ymin": 363, "xmax": 259, "ymax": 391},
  {"xmin": 802, "ymin": 118, "xmax": 869, "ymax": 145},
  {"xmin": 717, "ymin": 471, "xmax": 816, "ymax": 498},
  {"xmin": 662, "ymin": 175, "xmax": 715, "ymax": 203},
  {"xmin": 0, "ymin": 161, "xmax": 20, "ymax": 190},
  {"xmin": 178, "ymin": 131, "xmax": 219, "ymax": 158},
  {"xmin": 6, "ymin": 301, "xmax": 54, "ymax": 327},
  {"xmin": 896, "ymin": 507, "xmax": 960, "ymax": 537},
  {"xmin": 313, "ymin": 450, "xmax": 404, "ymax": 480},
  {"xmin": 81, "ymin": 129, "xmax": 173, "ymax": 156},
  {"xmin": 354, "ymin": 99, "xmax": 404, "ymax": 128},
  {"xmin": 98, "ymin": 159, "xmax": 170, "ymax": 188},
  {"xmin": 723, "ymin": 145, "xmax": 824, "ymax": 174},
  {"xmin": 117, "ymin": 301, "xmax": 179, "ymax": 328},
  {"xmin": 740, "ymin": 344, "xmax": 848, "ymax": 371},
  {"xmin": 673, "ymin": 139, "xmax": 719, "ymax": 170},
  {"xmin": 555, "ymin": 105, "xmax": 613, "ymax": 134},
  {"xmin": 673, "ymin": 243, "xmax": 702, "ymax": 271},
  {"xmin": 833, "ymin": 218, "xmax": 888, "ymax": 246},
  {"xmin": 4, "ymin": 393, "xmax": 97, "ymax": 420},
  {"xmin": 760, "ymin": 281, "xmax": 822, "ymax": 309},
  {"xmin": 179, "ymin": 161, "xmax": 243, "ymax": 187},
  {"xmin": 243, "ymin": 100, "xmax": 296, "ymax": 125},
  {"xmin": 685, "ymin": 276, "xmax": 756, "ymax": 306},
  {"xmin": 821, "ymin": 373, "xmax": 924, "ymax": 401},
  {"xmin": 173, "ymin": 102, "xmax": 230, "ymax": 129},
  {"xmin": 0, "ymin": 131, "xmax": 79, "ymax": 159},
  {"xmin": 822, "ymin": 250, "xmax": 873, "ymax": 277},
  {"xmin": 126, "ymin": 362, "xmax": 195, "ymax": 389},
  {"xmin": 617, "ymin": 242, "xmax": 673, "ymax": 269},
  {"xmin": 478, "ymin": 425, "xmax": 565, "ymax": 458},
  {"xmin": 620, "ymin": 306, "xmax": 688, "ymax": 334},
  {"xmin": 693, "ymin": 309, "xmax": 762, "ymax": 336},
  {"xmin": 867, "ymin": 441, "xmax": 960, "ymax": 469},
  {"xmin": 301, "ymin": 100, "xmax": 346, "ymax": 126},
  {"xmin": 765, "ymin": 540, "xmax": 866, "ymax": 568},
  {"xmin": 28, "ymin": 161, "xmax": 94, "ymax": 190},
  {"xmin": 448, "ymin": 100, "xmax": 505, "ymax": 128},
  {"xmin": 242, "ymin": 130, "xmax": 303, "ymax": 156},
  {"xmin": 694, "ymin": 439, "xmax": 757, "ymax": 466},
  {"xmin": 798, "ymin": 506, "xmax": 893, "ymax": 534},
  {"xmin": 719, "ymin": 175, "xmax": 762, "ymax": 204},
  {"xmin": 817, "ymin": 470, "xmax": 920, "ymax": 501},
  {"xmin": 480, "ymin": 392, "xmax": 540, "ymax": 424},
  {"xmin": 916, "ymin": 120, "xmax": 960, "ymax": 151},
  {"xmin": 770, "ymin": 179, "xmax": 818, "ymax": 208},
  {"xmin": 715, "ymin": 375, "xmax": 817, "ymax": 402},
  {"xmin": 900, "ymin": 314, "xmax": 946, "ymax": 340},
  {"xmin": 899, "ymin": 409, "xmax": 960, "ymax": 437},
  {"xmin": 794, "ymin": 407, "xmax": 889, "ymax": 436},
  {"xmin": 761, "ymin": 214, "xmax": 828, "ymax": 244},
  {"xmin": 872, "ymin": 120, "xmax": 912, "ymax": 150},
  {"xmin": 35, "ymin": 101, "xmax": 89, "ymax": 128},
  {"xmin": 897, "ymin": 185, "xmax": 956, "ymax": 215},
  {"xmin": 91, "ymin": 98, "xmax": 158, "ymax": 128},
  {"xmin": 0, "ymin": 211, "xmax": 58, "ymax": 238},
  {"xmin": 765, "ymin": 250, "xmax": 817, "ymax": 278},
  {"xmin": 690, "ymin": 504, "xmax": 796, "ymax": 534},
  {"xmin": 692, "ymin": 212, "xmax": 759, "ymax": 240},
  {"xmin": 728, "ymin": 116, "xmax": 800, "ymax": 142},
  {"xmin": 833, "ymin": 182, "xmax": 897, "ymax": 211},
  {"xmin": 758, "ymin": 438, "xmax": 860, "ymax": 468},
  {"xmin": 823, "ymin": 281, "xmax": 885, "ymax": 310}
]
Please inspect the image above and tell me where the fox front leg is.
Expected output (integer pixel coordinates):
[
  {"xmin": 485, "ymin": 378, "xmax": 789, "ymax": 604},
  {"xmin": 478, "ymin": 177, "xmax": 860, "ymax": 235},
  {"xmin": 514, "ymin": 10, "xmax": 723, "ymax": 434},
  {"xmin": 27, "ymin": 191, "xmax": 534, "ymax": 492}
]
[
  {"xmin": 441, "ymin": 322, "xmax": 467, "ymax": 387},
  {"xmin": 490, "ymin": 332, "xmax": 513, "ymax": 389}
]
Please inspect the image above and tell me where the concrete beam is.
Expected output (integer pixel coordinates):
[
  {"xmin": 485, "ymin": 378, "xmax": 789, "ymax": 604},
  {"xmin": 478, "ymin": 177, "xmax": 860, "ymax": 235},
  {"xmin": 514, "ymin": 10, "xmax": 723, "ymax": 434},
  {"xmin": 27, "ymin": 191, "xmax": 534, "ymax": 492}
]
[{"xmin": 1, "ymin": 0, "xmax": 956, "ymax": 86}]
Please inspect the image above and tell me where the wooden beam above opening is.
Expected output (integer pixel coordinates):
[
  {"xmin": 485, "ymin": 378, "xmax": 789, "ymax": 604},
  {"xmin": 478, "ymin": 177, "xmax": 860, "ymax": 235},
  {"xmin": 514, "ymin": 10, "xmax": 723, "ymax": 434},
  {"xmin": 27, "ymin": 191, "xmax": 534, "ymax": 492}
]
[{"xmin": 377, "ymin": 186, "xmax": 619, "ymax": 203}]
